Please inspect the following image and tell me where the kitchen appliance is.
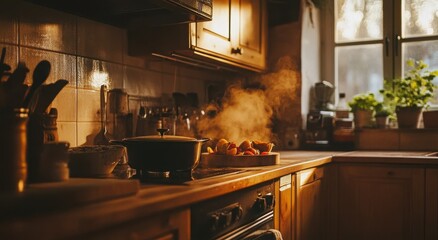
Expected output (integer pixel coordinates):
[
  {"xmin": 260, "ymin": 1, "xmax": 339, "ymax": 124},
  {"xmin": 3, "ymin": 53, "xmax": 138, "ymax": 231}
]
[
  {"xmin": 313, "ymin": 80, "xmax": 334, "ymax": 111},
  {"xmin": 304, "ymin": 81, "xmax": 335, "ymax": 149},
  {"xmin": 107, "ymin": 88, "xmax": 132, "ymax": 140},
  {"xmin": 191, "ymin": 180, "xmax": 279, "ymax": 239}
]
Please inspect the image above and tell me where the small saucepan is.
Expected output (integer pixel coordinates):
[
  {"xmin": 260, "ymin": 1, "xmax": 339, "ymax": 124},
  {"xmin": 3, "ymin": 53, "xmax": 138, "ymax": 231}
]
[{"xmin": 111, "ymin": 129, "xmax": 209, "ymax": 173}]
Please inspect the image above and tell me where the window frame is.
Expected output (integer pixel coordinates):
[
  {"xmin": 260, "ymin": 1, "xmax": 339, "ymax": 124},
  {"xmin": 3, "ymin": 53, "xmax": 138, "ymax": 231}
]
[{"xmin": 321, "ymin": 0, "xmax": 438, "ymax": 106}]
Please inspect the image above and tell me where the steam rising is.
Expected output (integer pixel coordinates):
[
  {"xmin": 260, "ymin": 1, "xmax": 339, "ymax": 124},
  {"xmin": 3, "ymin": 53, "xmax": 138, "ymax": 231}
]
[{"xmin": 197, "ymin": 56, "xmax": 299, "ymax": 145}]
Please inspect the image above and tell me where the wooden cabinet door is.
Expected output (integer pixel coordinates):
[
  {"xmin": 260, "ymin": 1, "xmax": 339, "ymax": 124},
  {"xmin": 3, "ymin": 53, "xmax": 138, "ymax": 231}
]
[
  {"xmin": 277, "ymin": 174, "xmax": 295, "ymax": 240},
  {"xmin": 232, "ymin": 0, "xmax": 266, "ymax": 69},
  {"xmin": 194, "ymin": 0, "xmax": 266, "ymax": 70},
  {"xmin": 338, "ymin": 165, "xmax": 424, "ymax": 240},
  {"xmin": 426, "ymin": 168, "xmax": 438, "ymax": 240},
  {"xmin": 85, "ymin": 209, "xmax": 190, "ymax": 240},
  {"xmin": 296, "ymin": 166, "xmax": 326, "ymax": 240},
  {"xmin": 194, "ymin": 0, "xmax": 233, "ymax": 58}
]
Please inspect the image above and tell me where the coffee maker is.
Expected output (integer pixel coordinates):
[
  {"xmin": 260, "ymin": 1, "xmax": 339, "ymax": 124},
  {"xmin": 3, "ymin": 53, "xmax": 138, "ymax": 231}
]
[{"xmin": 304, "ymin": 81, "xmax": 335, "ymax": 149}]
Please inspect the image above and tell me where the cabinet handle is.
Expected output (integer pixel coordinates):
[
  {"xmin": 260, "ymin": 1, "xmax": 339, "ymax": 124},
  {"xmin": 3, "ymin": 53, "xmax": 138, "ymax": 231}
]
[
  {"xmin": 387, "ymin": 171, "xmax": 394, "ymax": 176},
  {"xmin": 231, "ymin": 47, "xmax": 243, "ymax": 55}
]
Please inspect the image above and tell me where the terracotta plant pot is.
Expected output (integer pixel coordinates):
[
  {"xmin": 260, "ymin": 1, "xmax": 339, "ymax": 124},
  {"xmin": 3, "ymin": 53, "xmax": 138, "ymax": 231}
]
[
  {"xmin": 396, "ymin": 106, "xmax": 422, "ymax": 129},
  {"xmin": 353, "ymin": 110, "xmax": 373, "ymax": 128},
  {"xmin": 375, "ymin": 116, "xmax": 389, "ymax": 129},
  {"xmin": 423, "ymin": 110, "xmax": 438, "ymax": 128}
]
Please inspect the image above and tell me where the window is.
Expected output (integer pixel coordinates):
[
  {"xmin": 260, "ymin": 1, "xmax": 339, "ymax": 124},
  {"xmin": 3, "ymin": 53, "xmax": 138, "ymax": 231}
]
[{"xmin": 322, "ymin": 0, "xmax": 438, "ymax": 106}]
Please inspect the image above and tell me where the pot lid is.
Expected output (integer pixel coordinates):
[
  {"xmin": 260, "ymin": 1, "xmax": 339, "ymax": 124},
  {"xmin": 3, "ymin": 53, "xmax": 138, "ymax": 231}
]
[{"xmin": 123, "ymin": 135, "xmax": 199, "ymax": 142}]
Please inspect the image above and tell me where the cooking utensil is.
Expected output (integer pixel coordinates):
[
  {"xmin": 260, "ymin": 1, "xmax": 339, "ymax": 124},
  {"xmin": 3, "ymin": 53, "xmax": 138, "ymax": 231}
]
[
  {"xmin": 93, "ymin": 85, "xmax": 110, "ymax": 145},
  {"xmin": 111, "ymin": 130, "xmax": 209, "ymax": 173},
  {"xmin": 0, "ymin": 47, "xmax": 11, "ymax": 79},
  {"xmin": 22, "ymin": 60, "xmax": 51, "ymax": 108},
  {"xmin": 30, "ymin": 79, "xmax": 69, "ymax": 113},
  {"xmin": 3, "ymin": 62, "xmax": 29, "ymax": 109}
]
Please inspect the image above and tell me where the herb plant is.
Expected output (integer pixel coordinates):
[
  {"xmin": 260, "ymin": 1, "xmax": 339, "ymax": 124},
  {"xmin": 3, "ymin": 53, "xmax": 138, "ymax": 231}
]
[
  {"xmin": 348, "ymin": 93, "xmax": 379, "ymax": 112},
  {"xmin": 380, "ymin": 59, "xmax": 438, "ymax": 108}
]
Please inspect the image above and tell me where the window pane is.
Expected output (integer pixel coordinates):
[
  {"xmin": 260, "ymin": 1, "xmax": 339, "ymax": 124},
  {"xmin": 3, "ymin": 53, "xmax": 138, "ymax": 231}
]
[
  {"xmin": 403, "ymin": 0, "xmax": 438, "ymax": 37},
  {"xmin": 335, "ymin": 0, "xmax": 383, "ymax": 42},
  {"xmin": 402, "ymin": 40, "xmax": 438, "ymax": 104},
  {"xmin": 335, "ymin": 44, "xmax": 384, "ymax": 101}
]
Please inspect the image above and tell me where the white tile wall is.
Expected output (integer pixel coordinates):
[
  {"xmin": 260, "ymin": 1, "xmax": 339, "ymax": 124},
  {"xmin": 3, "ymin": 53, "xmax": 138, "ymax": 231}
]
[
  {"xmin": 77, "ymin": 18, "xmax": 124, "ymax": 63},
  {"xmin": 20, "ymin": 47, "xmax": 76, "ymax": 86},
  {"xmin": 50, "ymin": 87, "xmax": 76, "ymax": 122},
  {"xmin": 0, "ymin": 1, "xmax": 18, "ymax": 45},
  {"xmin": 19, "ymin": 2, "xmax": 76, "ymax": 54}
]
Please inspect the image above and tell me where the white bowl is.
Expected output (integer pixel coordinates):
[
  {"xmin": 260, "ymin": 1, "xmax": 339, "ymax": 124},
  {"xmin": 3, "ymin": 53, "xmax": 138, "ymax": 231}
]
[{"xmin": 68, "ymin": 145, "xmax": 126, "ymax": 177}]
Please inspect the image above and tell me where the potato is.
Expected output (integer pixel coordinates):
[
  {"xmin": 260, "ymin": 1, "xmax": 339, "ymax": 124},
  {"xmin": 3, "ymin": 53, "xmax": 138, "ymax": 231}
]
[
  {"xmin": 252, "ymin": 141, "xmax": 274, "ymax": 153},
  {"xmin": 226, "ymin": 147, "xmax": 238, "ymax": 155},
  {"xmin": 239, "ymin": 140, "xmax": 252, "ymax": 151},
  {"xmin": 216, "ymin": 138, "xmax": 229, "ymax": 154}
]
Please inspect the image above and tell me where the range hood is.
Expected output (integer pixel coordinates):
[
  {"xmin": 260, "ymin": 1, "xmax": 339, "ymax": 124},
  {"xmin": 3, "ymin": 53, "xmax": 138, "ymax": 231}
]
[{"xmin": 26, "ymin": 0, "xmax": 212, "ymax": 27}]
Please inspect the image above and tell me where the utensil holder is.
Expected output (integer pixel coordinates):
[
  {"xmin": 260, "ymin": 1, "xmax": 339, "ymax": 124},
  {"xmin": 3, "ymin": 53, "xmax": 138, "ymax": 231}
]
[
  {"xmin": 27, "ymin": 111, "xmax": 60, "ymax": 183},
  {"xmin": 0, "ymin": 108, "xmax": 29, "ymax": 193}
]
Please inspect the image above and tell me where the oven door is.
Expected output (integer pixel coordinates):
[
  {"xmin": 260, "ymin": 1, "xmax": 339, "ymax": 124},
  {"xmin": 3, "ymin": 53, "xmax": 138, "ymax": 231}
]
[
  {"xmin": 216, "ymin": 211, "xmax": 276, "ymax": 240},
  {"xmin": 191, "ymin": 181, "xmax": 281, "ymax": 240}
]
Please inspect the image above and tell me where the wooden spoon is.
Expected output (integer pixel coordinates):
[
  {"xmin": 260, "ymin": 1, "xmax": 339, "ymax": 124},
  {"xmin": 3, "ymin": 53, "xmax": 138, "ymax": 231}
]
[{"xmin": 22, "ymin": 60, "xmax": 51, "ymax": 108}]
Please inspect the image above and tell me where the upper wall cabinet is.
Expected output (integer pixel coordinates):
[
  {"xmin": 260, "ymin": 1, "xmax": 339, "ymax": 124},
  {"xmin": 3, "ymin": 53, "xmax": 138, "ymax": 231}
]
[
  {"xmin": 129, "ymin": 0, "xmax": 267, "ymax": 72},
  {"xmin": 193, "ymin": 0, "xmax": 267, "ymax": 71}
]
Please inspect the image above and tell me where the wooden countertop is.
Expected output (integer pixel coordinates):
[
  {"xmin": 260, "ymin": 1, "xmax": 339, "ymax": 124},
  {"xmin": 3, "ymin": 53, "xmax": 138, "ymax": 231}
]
[{"xmin": 1, "ymin": 150, "xmax": 437, "ymax": 239}]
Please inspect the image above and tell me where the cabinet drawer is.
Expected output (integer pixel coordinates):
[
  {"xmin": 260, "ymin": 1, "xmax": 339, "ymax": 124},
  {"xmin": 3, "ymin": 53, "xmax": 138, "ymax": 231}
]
[{"xmin": 298, "ymin": 167, "xmax": 324, "ymax": 186}]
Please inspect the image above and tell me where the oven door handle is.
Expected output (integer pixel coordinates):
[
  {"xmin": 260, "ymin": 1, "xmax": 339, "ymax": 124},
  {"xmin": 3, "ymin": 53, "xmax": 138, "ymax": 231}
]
[{"xmin": 216, "ymin": 211, "xmax": 275, "ymax": 240}]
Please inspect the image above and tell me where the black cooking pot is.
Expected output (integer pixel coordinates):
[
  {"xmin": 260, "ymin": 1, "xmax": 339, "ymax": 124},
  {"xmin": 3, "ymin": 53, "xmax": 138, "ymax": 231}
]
[{"xmin": 111, "ymin": 130, "xmax": 209, "ymax": 173}]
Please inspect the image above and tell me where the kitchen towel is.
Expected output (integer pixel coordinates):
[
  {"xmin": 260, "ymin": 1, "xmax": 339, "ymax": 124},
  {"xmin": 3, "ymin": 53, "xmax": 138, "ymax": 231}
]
[{"xmin": 243, "ymin": 229, "xmax": 283, "ymax": 240}]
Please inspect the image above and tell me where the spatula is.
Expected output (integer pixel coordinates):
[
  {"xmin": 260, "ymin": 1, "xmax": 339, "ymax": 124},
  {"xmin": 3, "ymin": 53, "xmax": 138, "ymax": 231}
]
[{"xmin": 31, "ymin": 79, "xmax": 69, "ymax": 114}]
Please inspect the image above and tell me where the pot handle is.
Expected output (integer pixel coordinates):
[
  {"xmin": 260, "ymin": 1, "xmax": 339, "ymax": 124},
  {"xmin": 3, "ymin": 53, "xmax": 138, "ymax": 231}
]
[
  {"xmin": 198, "ymin": 138, "xmax": 210, "ymax": 143},
  {"xmin": 156, "ymin": 128, "xmax": 170, "ymax": 137}
]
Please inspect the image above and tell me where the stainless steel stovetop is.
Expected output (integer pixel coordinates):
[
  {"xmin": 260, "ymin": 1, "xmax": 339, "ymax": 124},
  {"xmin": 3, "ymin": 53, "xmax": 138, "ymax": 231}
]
[{"xmin": 136, "ymin": 168, "xmax": 247, "ymax": 185}]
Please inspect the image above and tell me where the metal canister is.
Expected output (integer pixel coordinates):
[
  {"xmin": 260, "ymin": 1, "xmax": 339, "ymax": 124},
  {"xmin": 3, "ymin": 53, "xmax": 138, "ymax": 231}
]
[
  {"xmin": 0, "ymin": 108, "xmax": 28, "ymax": 193},
  {"xmin": 108, "ymin": 88, "xmax": 129, "ymax": 115}
]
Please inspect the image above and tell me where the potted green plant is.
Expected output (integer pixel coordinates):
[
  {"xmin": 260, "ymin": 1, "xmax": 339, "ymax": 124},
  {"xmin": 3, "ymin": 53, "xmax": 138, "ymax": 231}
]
[
  {"xmin": 380, "ymin": 59, "xmax": 438, "ymax": 128},
  {"xmin": 374, "ymin": 102, "xmax": 392, "ymax": 128},
  {"xmin": 348, "ymin": 92, "xmax": 379, "ymax": 128}
]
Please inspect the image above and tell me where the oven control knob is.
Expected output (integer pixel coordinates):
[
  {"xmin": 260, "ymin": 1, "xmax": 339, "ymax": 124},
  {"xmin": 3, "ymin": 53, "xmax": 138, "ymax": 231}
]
[
  {"xmin": 209, "ymin": 214, "xmax": 220, "ymax": 232},
  {"xmin": 231, "ymin": 205, "xmax": 243, "ymax": 222},
  {"xmin": 254, "ymin": 197, "xmax": 267, "ymax": 212},
  {"xmin": 219, "ymin": 211, "xmax": 233, "ymax": 228},
  {"xmin": 264, "ymin": 193, "xmax": 275, "ymax": 209}
]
